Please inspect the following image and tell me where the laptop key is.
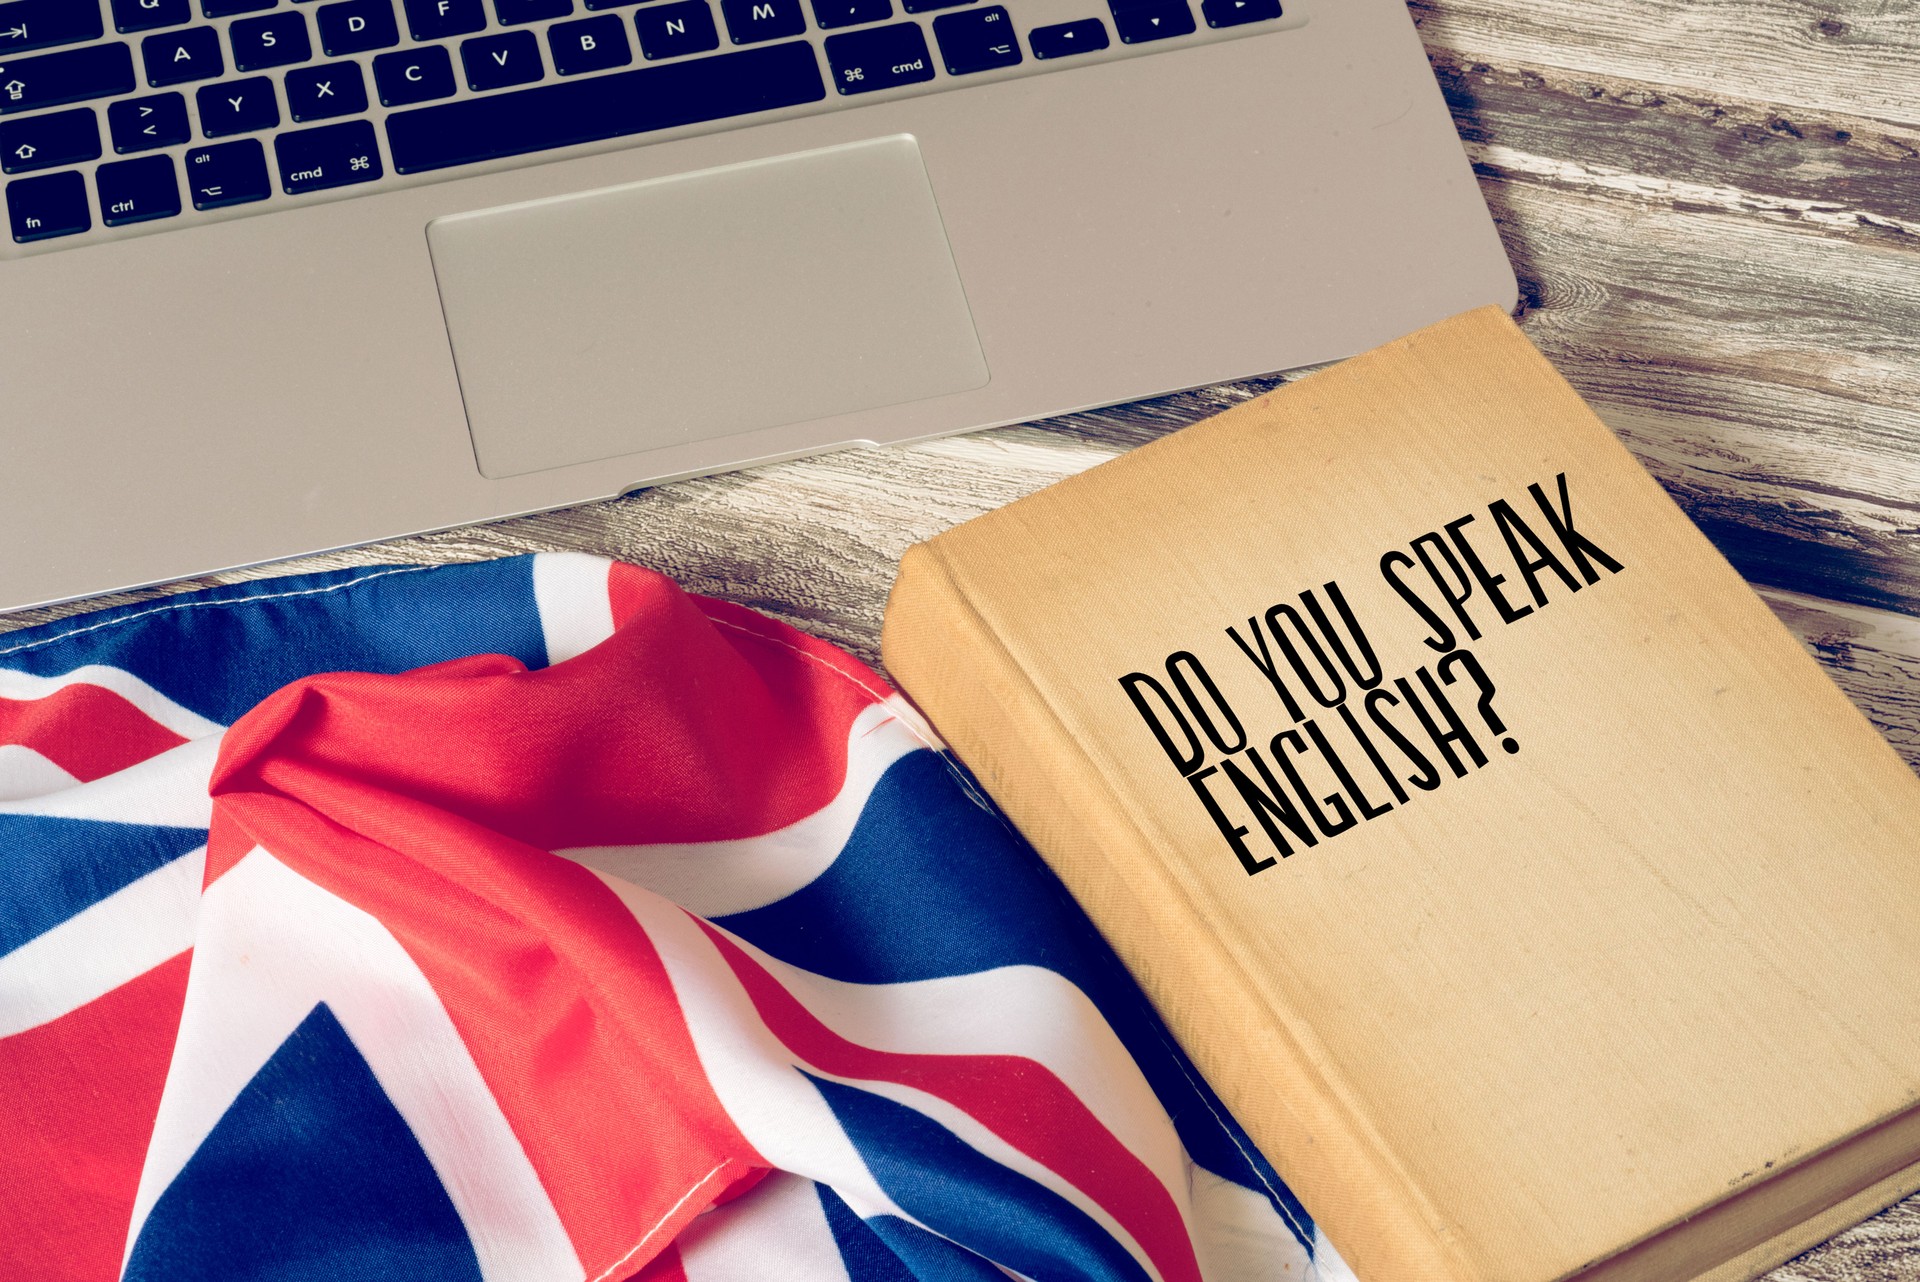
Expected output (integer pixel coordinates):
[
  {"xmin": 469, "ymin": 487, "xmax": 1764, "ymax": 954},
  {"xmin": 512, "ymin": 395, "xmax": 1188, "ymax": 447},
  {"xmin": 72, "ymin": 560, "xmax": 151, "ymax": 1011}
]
[
  {"xmin": 1200, "ymin": 0, "xmax": 1274, "ymax": 24},
  {"xmin": 230, "ymin": 11, "xmax": 312, "ymax": 70},
  {"xmin": 0, "ymin": 0, "xmax": 106, "ymax": 56},
  {"xmin": 495, "ymin": 0, "xmax": 569, "ymax": 23},
  {"xmin": 386, "ymin": 38, "xmax": 823, "ymax": 172},
  {"xmin": 96, "ymin": 152, "xmax": 180, "ymax": 224},
  {"xmin": 461, "ymin": 30, "xmax": 541, "ymax": 89},
  {"xmin": 403, "ymin": 0, "xmax": 484, "ymax": 40},
  {"xmin": 112, "ymin": 0, "xmax": 192, "ymax": 33},
  {"xmin": 932, "ymin": 4, "xmax": 1016, "ymax": 73},
  {"xmin": 142, "ymin": 26, "xmax": 223, "ymax": 85},
  {"xmin": 316, "ymin": 0, "xmax": 397, "ymax": 54},
  {"xmin": 1109, "ymin": 0, "xmax": 1190, "ymax": 42},
  {"xmin": 0, "ymin": 107, "xmax": 100, "ymax": 174},
  {"xmin": 1028, "ymin": 17, "xmax": 1104, "ymax": 57},
  {"xmin": 108, "ymin": 91, "xmax": 189, "ymax": 149},
  {"xmin": 284, "ymin": 58, "xmax": 364, "ymax": 118},
  {"xmin": 549, "ymin": 14, "xmax": 629, "ymax": 73},
  {"xmin": 275, "ymin": 117, "xmax": 380, "ymax": 193},
  {"xmin": 809, "ymin": 0, "xmax": 887, "ymax": 30},
  {"xmin": 0, "ymin": 43, "xmax": 137, "ymax": 113},
  {"xmin": 899, "ymin": 0, "xmax": 968, "ymax": 13},
  {"xmin": 633, "ymin": 1, "xmax": 715, "ymax": 58},
  {"xmin": 6, "ymin": 168, "xmax": 88, "ymax": 240},
  {"xmin": 196, "ymin": 75, "xmax": 279, "ymax": 135},
  {"xmin": 822, "ymin": 22, "xmax": 931, "ymax": 94},
  {"xmin": 719, "ymin": 0, "xmax": 802, "ymax": 43},
  {"xmin": 373, "ymin": 43, "xmax": 453, "ymax": 103},
  {"xmin": 184, "ymin": 136, "xmax": 268, "ymax": 207},
  {"xmin": 204, "ymin": 0, "xmax": 276, "ymax": 16}
]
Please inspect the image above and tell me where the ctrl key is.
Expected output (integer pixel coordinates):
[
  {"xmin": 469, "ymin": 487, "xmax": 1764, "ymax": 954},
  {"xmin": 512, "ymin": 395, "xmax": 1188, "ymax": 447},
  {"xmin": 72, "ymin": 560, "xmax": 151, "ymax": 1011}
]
[
  {"xmin": 97, "ymin": 154, "xmax": 181, "ymax": 226},
  {"xmin": 7, "ymin": 170, "xmax": 90, "ymax": 242},
  {"xmin": 186, "ymin": 138, "xmax": 272, "ymax": 210}
]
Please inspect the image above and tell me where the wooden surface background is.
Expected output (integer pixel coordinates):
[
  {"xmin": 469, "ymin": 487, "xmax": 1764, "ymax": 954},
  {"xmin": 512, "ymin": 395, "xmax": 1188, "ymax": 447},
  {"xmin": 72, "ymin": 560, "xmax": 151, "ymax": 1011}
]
[{"xmin": 4, "ymin": 0, "xmax": 1916, "ymax": 1274}]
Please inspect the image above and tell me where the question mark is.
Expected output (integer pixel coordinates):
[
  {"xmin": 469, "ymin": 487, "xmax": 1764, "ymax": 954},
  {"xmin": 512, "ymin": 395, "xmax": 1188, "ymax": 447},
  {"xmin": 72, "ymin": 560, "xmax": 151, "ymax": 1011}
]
[{"xmin": 1437, "ymin": 649, "xmax": 1519, "ymax": 755}]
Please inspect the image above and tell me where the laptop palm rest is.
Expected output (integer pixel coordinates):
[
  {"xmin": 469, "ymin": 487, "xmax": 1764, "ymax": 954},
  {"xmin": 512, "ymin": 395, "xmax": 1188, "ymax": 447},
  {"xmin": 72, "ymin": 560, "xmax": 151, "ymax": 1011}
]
[{"xmin": 426, "ymin": 134, "xmax": 990, "ymax": 480}]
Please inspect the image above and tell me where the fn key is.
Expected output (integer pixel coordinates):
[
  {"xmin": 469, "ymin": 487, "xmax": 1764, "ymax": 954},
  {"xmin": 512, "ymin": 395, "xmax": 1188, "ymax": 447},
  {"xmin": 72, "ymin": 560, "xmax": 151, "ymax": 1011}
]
[{"xmin": 276, "ymin": 119, "xmax": 383, "ymax": 194}]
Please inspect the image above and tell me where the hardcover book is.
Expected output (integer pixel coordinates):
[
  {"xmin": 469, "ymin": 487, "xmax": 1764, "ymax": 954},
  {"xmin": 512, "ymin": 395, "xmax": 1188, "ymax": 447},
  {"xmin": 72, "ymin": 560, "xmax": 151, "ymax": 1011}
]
[{"xmin": 880, "ymin": 307, "xmax": 1920, "ymax": 1282}]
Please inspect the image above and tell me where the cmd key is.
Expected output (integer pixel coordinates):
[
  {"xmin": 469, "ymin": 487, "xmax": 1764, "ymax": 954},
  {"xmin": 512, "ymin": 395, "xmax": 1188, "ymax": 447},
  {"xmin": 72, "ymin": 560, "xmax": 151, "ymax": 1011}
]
[
  {"xmin": 0, "ymin": 0, "xmax": 106, "ymax": 56},
  {"xmin": 0, "ymin": 42, "xmax": 136, "ymax": 113},
  {"xmin": 275, "ymin": 117, "xmax": 380, "ymax": 193}
]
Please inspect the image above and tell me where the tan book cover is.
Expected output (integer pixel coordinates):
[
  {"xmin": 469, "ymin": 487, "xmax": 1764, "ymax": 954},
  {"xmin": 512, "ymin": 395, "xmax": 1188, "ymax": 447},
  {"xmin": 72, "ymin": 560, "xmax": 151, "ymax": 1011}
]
[{"xmin": 880, "ymin": 307, "xmax": 1920, "ymax": 1282}]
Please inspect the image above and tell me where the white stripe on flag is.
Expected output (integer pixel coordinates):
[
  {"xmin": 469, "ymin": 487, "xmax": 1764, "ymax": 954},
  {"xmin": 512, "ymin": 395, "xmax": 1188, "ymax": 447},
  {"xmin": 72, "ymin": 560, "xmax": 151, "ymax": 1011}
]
[
  {"xmin": 0, "ymin": 846, "xmax": 203, "ymax": 1038},
  {"xmin": 124, "ymin": 848, "xmax": 582, "ymax": 1282},
  {"xmin": 559, "ymin": 702, "xmax": 922, "ymax": 918},
  {"xmin": 677, "ymin": 1173, "xmax": 851, "ymax": 1282},
  {"xmin": 0, "ymin": 665, "xmax": 224, "ymax": 741},
  {"xmin": 0, "ymin": 744, "xmax": 80, "ymax": 801},
  {"xmin": 532, "ymin": 553, "xmax": 618, "ymax": 666},
  {"xmin": 1187, "ymin": 1167, "xmax": 1315, "ymax": 1282},
  {"xmin": 0, "ymin": 733, "xmax": 222, "ymax": 830}
]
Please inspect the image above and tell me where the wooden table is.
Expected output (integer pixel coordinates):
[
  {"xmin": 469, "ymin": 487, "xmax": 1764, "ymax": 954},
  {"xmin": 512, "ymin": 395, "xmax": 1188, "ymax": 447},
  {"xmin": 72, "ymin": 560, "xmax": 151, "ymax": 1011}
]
[{"xmin": 5, "ymin": 0, "xmax": 1916, "ymax": 1274}]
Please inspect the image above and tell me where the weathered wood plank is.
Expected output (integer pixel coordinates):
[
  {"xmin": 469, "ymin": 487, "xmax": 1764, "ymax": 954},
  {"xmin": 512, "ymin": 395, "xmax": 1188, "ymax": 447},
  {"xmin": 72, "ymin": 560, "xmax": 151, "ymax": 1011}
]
[{"xmin": 1410, "ymin": 0, "xmax": 1920, "ymax": 130}]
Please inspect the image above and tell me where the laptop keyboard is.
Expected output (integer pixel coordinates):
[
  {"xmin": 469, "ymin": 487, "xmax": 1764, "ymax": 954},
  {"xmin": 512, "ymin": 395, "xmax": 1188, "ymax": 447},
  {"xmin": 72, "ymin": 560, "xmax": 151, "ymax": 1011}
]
[{"xmin": 0, "ymin": 0, "xmax": 1289, "ymax": 250}]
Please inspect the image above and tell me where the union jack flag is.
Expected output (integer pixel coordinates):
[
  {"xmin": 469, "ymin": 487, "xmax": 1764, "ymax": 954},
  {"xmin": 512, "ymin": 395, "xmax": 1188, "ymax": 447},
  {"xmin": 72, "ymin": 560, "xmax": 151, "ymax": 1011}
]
[{"xmin": 0, "ymin": 553, "xmax": 1353, "ymax": 1282}]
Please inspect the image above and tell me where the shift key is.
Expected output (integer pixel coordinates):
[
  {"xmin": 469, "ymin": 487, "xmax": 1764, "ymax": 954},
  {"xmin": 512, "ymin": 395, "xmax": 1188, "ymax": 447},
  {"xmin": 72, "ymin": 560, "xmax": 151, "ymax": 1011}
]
[
  {"xmin": 0, "ymin": 43, "xmax": 135, "ymax": 114},
  {"xmin": 823, "ymin": 23, "xmax": 933, "ymax": 95}
]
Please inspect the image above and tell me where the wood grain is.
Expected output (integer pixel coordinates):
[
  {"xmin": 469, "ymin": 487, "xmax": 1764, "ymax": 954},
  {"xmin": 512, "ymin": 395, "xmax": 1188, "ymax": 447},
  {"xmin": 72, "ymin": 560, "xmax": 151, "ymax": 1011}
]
[{"xmin": 0, "ymin": 0, "xmax": 1915, "ymax": 1273}]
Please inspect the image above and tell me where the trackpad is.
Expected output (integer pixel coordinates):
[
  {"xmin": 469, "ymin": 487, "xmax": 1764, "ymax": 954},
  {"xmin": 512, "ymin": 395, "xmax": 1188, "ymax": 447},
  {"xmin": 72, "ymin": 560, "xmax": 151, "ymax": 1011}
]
[{"xmin": 427, "ymin": 135, "xmax": 989, "ymax": 480}]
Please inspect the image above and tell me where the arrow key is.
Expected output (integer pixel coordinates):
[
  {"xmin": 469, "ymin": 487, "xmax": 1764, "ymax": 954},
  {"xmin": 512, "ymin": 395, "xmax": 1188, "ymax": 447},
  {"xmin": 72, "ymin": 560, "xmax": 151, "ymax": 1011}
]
[
  {"xmin": 1200, "ymin": 0, "xmax": 1276, "ymax": 26},
  {"xmin": 1028, "ymin": 17, "xmax": 1106, "ymax": 59},
  {"xmin": 108, "ymin": 91, "xmax": 190, "ymax": 152},
  {"xmin": 185, "ymin": 136, "xmax": 270, "ymax": 209},
  {"xmin": 0, "ymin": 106, "xmax": 99, "ymax": 174},
  {"xmin": 1108, "ymin": 0, "xmax": 1191, "ymax": 42}
]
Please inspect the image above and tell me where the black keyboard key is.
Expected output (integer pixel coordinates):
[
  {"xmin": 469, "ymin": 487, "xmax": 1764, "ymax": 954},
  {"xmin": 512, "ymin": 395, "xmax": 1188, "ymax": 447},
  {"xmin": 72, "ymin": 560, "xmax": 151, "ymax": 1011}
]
[
  {"xmin": 184, "ymin": 136, "xmax": 267, "ymax": 206},
  {"xmin": 495, "ymin": 0, "xmax": 567, "ymax": 22},
  {"xmin": 0, "ymin": 42, "xmax": 135, "ymax": 112},
  {"xmin": 387, "ymin": 38, "xmax": 822, "ymax": 172},
  {"xmin": 284, "ymin": 58, "xmax": 363, "ymax": 117},
  {"xmin": 548, "ymin": 13, "xmax": 627, "ymax": 72},
  {"xmin": 932, "ymin": 4, "xmax": 1014, "ymax": 72},
  {"xmin": 461, "ymin": 29, "xmax": 540, "ymax": 88},
  {"xmin": 633, "ymin": 0, "xmax": 714, "ymax": 57},
  {"xmin": 403, "ymin": 0, "xmax": 482, "ymax": 39},
  {"xmin": 316, "ymin": 0, "xmax": 396, "ymax": 53},
  {"xmin": 899, "ymin": 0, "xmax": 966, "ymax": 12},
  {"xmin": 719, "ymin": 0, "xmax": 800, "ymax": 42},
  {"xmin": 0, "ymin": 107, "xmax": 99, "ymax": 174},
  {"xmin": 142, "ymin": 26, "xmax": 221, "ymax": 84},
  {"xmin": 96, "ymin": 152, "xmax": 178, "ymax": 224},
  {"xmin": 230, "ymin": 11, "xmax": 310, "ymax": 68},
  {"xmin": 112, "ymin": 0, "xmax": 190, "ymax": 32},
  {"xmin": 1110, "ymin": 0, "xmax": 1188, "ymax": 41},
  {"xmin": 0, "ymin": 0, "xmax": 105, "ymax": 56},
  {"xmin": 204, "ymin": 0, "xmax": 275, "ymax": 15},
  {"xmin": 810, "ymin": 0, "xmax": 885, "ymax": 29},
  {"xmin": 373, "ymin": 43, "xmax": 452, "ymax": 102},
  {"xmin": 7, "ymin": 168, "xmax": 87, "ymax": 239},
  {"xmin": 582, "ymin": 0, "xmax": 636, "ymax": 9},
  {"xmin": 196, "ymin": 75, "xmax": 278, "ymax": 134},
  {"xmin": 822, "ymin": 21, "xmax": 929, "ymax": 93},
  {"xmin": 275, "ymin": 117, "xmax": 378, "ymax": 192},
  {"xmin": 108, "ymin": 91, "xmax": 188, "ymax": 149},
  {"xmin": 1200, "ymin": 0, "xmax": 1273, "ymax": 25},
  {"xmin": 1028, "ymin": 16, "xmax": 1103, "ymax": 56}
]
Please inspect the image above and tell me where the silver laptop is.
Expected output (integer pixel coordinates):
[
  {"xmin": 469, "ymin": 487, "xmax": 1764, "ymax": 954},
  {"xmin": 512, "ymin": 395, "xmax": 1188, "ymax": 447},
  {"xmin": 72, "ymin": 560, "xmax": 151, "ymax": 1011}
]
[{"xmin": 0, "ymin": 0, "xmax": 1514, "ymax": 613}]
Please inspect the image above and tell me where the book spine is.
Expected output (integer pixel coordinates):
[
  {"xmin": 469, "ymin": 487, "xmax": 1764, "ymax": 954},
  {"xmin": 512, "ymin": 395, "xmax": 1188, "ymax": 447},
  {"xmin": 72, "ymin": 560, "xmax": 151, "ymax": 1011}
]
[{"xmin": 882, "ymin": 539, "xmax": 1477, "ymax": 1282}]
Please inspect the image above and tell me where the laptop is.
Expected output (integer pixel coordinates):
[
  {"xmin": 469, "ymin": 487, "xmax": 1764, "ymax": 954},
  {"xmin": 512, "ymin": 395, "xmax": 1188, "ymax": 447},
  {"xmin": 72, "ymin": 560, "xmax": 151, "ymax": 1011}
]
[{"xmin": 0, "ymin": 0, "xmax": 1515, "ymax": 613}]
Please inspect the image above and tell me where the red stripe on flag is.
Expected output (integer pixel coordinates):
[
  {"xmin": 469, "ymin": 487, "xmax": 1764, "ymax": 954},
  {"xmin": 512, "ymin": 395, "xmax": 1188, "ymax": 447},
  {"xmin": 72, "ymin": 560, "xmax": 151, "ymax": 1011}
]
[
  {"xmin": 696, "ymin": 922, "xmax": 1206, "ymax": 1282},
  {"xmin": 0, "ymin": 686, "xmax": 187, "ymax": 783},
  {"xmin": 0, "ymin": 951, "xmax": 191, "ymax": 1282}
]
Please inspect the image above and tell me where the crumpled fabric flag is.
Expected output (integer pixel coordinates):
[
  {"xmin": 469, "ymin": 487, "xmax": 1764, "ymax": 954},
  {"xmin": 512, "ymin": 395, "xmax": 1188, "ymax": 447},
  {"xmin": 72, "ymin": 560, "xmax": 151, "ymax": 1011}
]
[{"xmin": 0, "ymin": 552, "xmax": 1353, "ymax": 1282}]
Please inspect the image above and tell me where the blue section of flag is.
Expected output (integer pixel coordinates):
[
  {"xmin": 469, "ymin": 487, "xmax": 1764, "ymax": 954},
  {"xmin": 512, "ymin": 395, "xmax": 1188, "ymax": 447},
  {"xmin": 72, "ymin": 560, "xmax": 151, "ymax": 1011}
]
[
  {"xmin": 0, "ymin": 816, "xmax": 206, "ymax": 955},
  {"xmin": 721, "ymin": 751, "xmax": 1315, "ymax": 1251},
  {"xmin": 124, "ymin": 1002, "xmax": 483, "ymax": 1282},
  {"xmin": 815, "ymin": 1186, "xmax": 921, "ymax": 1282},
  {"xmin": 806, "ymin": 1073, "xmax": 1156, "ymax": 1282},
  {"xmin": 864, "ymin": 1218, "xmax": 1016, "ymax": 1282},
  {"xmin": 0, "ymin": 561, "xmax": 549, "ymax": 725}
]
